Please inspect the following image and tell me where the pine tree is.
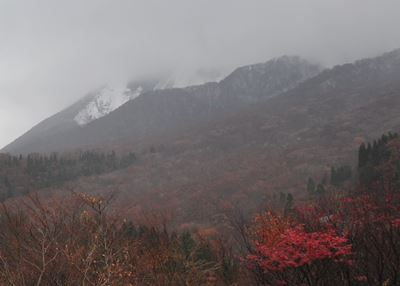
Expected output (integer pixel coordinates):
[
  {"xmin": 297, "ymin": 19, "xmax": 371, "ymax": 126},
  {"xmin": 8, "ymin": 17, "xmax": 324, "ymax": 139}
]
[
  {"xmin": 316, "ymin": 184, "xmax": 325, "ymax": 196},
  {"xmin": 284, "ymin": 193, "xmax": 294, "ymax": 217},
  {"xmin": 307, "ymin": 177, "xmax": 316, "ymax": 194},
  {"xmin": 358, "ymin": 143, "xmax": 368, "ymax": 168}
]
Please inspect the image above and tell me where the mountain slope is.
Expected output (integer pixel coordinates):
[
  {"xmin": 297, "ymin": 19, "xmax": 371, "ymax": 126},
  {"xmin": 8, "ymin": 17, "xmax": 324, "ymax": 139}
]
[
  {"xmin": 3, "ymin": 56, "xmax": 321, "ymax": 154},
  {"xmin": 219, "ymin": 55, "xmax": 320, "ymax": 101},
  {"xmin": 74, "ymin": 85, "xmax": 141, "ymax": 126},
  {"xmin": 56, "ymin": 49, "xmax": 400, "ymax": 226},
  {"xmin": 3, "ymin": 50, "xmax": 400, "ymax": 227},
  {"xmin": 1, "ymin": 86, "xmax": 140, "ymax": 155}
]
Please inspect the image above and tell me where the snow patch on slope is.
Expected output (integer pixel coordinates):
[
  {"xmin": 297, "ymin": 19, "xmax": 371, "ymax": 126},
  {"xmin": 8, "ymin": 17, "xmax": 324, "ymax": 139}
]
[
  {"xmin": 74, "ymin": 69, "xmax": 224, "ymax": 126},
  {"xmin": 74, "ymin": 85, "xmax": 142, "ymax": 126}
]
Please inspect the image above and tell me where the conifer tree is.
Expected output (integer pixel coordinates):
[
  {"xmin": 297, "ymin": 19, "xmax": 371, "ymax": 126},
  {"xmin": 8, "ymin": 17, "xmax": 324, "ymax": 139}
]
[{"xmin": 307, "ymin": 177, "xmax": 316, "ymax": 194}]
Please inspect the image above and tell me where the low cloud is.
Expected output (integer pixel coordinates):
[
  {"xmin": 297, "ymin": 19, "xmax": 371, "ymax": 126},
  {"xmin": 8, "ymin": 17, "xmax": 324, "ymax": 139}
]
[{"xmin": 1, "ymin": 0, "xmax": 400, "ymax": 147}]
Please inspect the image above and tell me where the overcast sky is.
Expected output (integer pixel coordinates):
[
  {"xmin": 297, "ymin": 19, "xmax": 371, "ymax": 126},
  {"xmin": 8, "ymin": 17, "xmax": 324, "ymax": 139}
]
[{"xmin": 1, "ymin": 0, "xmax": 400, "ymax": 148}]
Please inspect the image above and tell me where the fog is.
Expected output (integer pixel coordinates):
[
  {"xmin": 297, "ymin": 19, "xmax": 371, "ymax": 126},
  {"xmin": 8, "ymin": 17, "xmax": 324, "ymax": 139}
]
[{"xmin": 1, "ymin": 0, "xmax": 400, "ymax": 148}]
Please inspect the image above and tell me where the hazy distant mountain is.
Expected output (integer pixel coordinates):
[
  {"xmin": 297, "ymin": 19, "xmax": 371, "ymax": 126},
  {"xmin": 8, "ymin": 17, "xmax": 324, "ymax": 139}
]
[
  {"xmin": 0, "ymin": 71, "xmax": 218, "ymax": 152},
  {"xmin": 220, "ymin": 55, "xmax": 321, "ymax": 101},
  {"xmin": 69, "ymin": 70, "xmax": 225, "ymax": 127},
  {"xmin": 74, "ymin": 85, "xmax": 141, "ymax": 126},
  {"xmin": 43, "ymin": 48, "xmax": 400, "ymax": 227},
  {"xmin": 2, "ymin": 56, "xmax": 321, "ymax": 154},
  {"xmin": 3, "ymin": 49, "xmax": 400, "ymax": 227},
  {"xmin": 0, "ymin": 78, "xmax": 158, "ymax": 154},
  {"xmin": 119, "ymin": 48, "xmax": 400, "ymax": 221}
]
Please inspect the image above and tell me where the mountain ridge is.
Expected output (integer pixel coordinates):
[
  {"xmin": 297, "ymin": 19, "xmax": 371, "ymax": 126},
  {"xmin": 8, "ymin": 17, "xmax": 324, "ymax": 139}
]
[
  {"xmin": 2, "ymin": 49, "xmax": 400, "ymax": 226},
  {"xmin": 2, "ymin": 55, "xmax": 321, "ymax": 154}
]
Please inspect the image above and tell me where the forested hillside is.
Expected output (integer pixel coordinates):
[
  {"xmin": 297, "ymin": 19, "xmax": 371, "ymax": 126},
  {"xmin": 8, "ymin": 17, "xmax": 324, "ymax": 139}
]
[
  {"xmin": 26, "ymin": 49, "xmax": 398, "ymax": 230},
  {"xmin": 0, "ymin": 151, "xmax": 136, "ymax": 201},
  {"xmin": 0, "ymin": 134, "xmax": 399, "ymax": 285},
  {"xmin": 2, "ymin": 1, "xmax": 399, "ymax": 285}
]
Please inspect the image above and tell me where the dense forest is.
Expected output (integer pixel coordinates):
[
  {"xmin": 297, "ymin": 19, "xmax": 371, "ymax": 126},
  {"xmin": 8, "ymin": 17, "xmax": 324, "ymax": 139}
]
[
  {"xmin": 0, "ymin": 134, "xmax": 399, "ymax": 285},
  {"xmin": 0, "ymin": 150, "xmax": 137, "ymax": 201}
]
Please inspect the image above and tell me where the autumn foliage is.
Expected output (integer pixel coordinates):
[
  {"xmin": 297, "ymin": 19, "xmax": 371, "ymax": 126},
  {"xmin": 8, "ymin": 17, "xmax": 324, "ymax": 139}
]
[
  {"xmin": 0, "ymin": 193, "xmax": 227, "ymax": 286},
  {"xmin": 243, "ymin": 134, "xmax": 400, "ymax": 285},
  {"xmin": 246, "ymin": 212, "xmax": 352, "ymax": 285},
  {"xmin": 249, "ymin": 221, "xmax": 351, "ymax": 271},
  {"xmin": 0, "ymin": 134, "xmax": 400, "ymax": 285}
]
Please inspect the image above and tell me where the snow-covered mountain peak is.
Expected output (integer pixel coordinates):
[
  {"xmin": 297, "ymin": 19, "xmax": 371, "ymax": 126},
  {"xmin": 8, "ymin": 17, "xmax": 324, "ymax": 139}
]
[
  {"xmin": 73, "ymin": 69, "xmax": 224, "ymax": 126},
  {"xmin": 74, "ymin": 85, "xmax": 142, "ymax": 126}
]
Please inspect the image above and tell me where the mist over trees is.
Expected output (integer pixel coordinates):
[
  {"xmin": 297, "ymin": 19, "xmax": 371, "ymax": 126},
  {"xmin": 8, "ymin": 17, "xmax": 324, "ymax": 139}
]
[
  {"xmin": 0, "ymin": 150, "xmax": 137, "ymax": 201},
  {"xmin": 0, "ymin": 133, "xmax": 399, "ymax": 284}
]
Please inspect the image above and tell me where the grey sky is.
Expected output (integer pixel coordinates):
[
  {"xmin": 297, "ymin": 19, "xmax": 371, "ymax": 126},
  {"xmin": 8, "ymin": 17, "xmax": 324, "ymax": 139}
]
[{"xmin": 1, "ymin": 0, "xmax": 400, "ymax": 148}]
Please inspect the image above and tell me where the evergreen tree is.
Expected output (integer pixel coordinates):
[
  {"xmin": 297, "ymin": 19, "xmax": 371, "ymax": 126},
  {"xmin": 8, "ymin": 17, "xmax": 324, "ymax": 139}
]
[
  {"xmin": 307, "ymin": 177, "xmax": 316, "ymax": 195},
  {"xmin": 358, "ymin": 143, "xmax": 368, "ymax": 168},
  {"xmin": 180, "ymin": 231, "xmax": 195, "ymax": 259},
  {"xmin": 284, "ymin": 193, "xmax": 294, "ymax": 217},
  {"xmin": 330, "ymin": 165, "xmax": 352, "ymax": 187},
  {"xmin": 316, "ymin": 184, "xmax": 325, "ymax": 196}
]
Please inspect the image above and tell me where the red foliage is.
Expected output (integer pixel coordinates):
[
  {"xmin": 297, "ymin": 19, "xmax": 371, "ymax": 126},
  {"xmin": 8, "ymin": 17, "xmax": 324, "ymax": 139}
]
[
  {"xmin": 392, "ymin": 218, "xmax": 400, "ymax": 227},
  {"xmin": 248, "ymin": 221, "xmax": 351, "ymax": 272}
]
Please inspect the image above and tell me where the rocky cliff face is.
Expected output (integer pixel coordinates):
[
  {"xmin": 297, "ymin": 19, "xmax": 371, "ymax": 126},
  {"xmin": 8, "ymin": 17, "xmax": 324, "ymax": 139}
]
[{"xmin": 220, "ymin": 56, "xmax": 321, "ymax": 102}]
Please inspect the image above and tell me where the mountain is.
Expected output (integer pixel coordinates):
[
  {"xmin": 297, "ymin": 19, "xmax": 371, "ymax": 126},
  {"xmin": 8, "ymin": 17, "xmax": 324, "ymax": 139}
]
[
  {"xmin": 0, "ymin": 80, "xmax": 151, "ymax": 154},
  {"xmin": 219, "ymin": 55, "xmax": 320, "ymax": 102},
  {"xmin": 2, "ymin": 56, "xmax": 321, "ymax": 154},
  {"xmin": 53, "ymin": 48, "xmax": 400, "ymax": 226},
  {"xmin": 1, "ymin": 69, "xmax": 223, "ymax": 153},
  {"xmin": 74, "ymin": 85, "xmax": 142, "ymax": 126},
  {"xmin": 2, "ymin": 49, "xmax": 400, "ymax": 227},
  {"xmin": 74, "ymin": 69, "xmax": 226, "ymax": 126}
]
